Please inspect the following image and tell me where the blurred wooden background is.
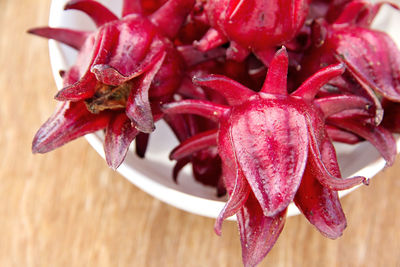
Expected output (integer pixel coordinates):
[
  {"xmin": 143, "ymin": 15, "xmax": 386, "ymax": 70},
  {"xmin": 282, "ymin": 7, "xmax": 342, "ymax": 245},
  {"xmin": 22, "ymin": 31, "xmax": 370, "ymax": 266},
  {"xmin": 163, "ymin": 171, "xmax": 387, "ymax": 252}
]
[{"xmin": 0, "ymin": 0, "xmax": 399, "ymax": 266}]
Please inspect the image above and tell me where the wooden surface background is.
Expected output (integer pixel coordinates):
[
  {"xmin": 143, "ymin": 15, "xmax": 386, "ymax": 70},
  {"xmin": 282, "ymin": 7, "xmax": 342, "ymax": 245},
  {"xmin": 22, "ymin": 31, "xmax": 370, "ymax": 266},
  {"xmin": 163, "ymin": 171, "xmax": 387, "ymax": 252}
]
[{"xmin": 1, "ymin": 0, "xmax": 399, "ymax": 266}]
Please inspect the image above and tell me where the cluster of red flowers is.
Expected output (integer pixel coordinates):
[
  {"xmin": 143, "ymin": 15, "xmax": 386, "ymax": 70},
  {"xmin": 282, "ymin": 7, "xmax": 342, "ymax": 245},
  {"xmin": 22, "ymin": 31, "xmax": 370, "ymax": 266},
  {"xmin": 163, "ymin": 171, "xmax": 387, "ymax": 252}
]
[{"xmin": 29, "ymin": 0, "xmax": 400, "ymax": 266}]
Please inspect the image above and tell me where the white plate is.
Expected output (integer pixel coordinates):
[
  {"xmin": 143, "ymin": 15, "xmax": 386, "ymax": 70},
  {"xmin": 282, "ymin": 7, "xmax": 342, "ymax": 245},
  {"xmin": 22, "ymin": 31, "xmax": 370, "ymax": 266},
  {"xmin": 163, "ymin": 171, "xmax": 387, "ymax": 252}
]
[{"xmin": 47, "ymin": 0, "xmax": 400, "ymax": 219}]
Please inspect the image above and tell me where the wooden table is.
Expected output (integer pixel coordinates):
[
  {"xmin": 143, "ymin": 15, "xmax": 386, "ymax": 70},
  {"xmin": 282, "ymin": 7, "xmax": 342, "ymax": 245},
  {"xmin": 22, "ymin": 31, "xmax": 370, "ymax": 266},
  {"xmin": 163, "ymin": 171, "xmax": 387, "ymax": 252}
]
[{"xmin": 1, "ymin": 0, "xmax": 399, "ymax": 266}]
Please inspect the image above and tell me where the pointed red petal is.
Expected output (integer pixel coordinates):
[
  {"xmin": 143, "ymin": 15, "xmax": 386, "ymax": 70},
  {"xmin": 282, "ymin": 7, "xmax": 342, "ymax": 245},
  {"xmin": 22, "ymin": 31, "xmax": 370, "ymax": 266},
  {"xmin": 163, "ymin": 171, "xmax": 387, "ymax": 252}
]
[
  {"xmin": 162, "ymin": 100, "xmax": 230, "ymax": 122},
  {"xmin": 88, "ymin": 16, "xmax": 166, "ymax": 86},
  {"xmin": 193, "ymin": 75, "xmax": 255, "ymax": 106},
  {"xmin": 326, "ymin": 125, "xmax": 362, "ymax": 144},
  {"xmin": 126, "ymin": 52, "xmax": 166, "ymax": 133},
  {"xmin": 62, "ymin": 66, "xmax": 80, "ymax": 87},
  {"xmin": 315, "ymin": 95, "xmax": 373, "ymax": 119},
  {"xmin": 214, "ymin": 164, "xmax": 250, "ymax": 236},
  {"xmin": 294, "ymin": 164, "xmax": 347, "ymax": 239},
  {"xmin": 122, "ymin": 0, "xmax": 142, "ymax": 16},
  {"xmin": 173, "ymin": 157, "xmax": 191, "ymax": 182},
  {"xmin": 335, "ymin": 29, "xmax": 400, "ymax": 101},
  {"xmin": 149, "ymin": 0, "xmax": 195, "ymax": 39},
  {"xmin": 91, "ymin": 29, "xmax": 166, "ymax": 86},
  {"xmin": 308, "ymin": 128, "xmax": 368, "ymax": 191},
  {"xmin": 261, "ymin": 47, "xmax": 288, "ymax": 95},
  {"xmin": 32, "ymin": 102, "xmax": 111, "ymax": 153},
  {"xmin": 64, "ymin": 0, "xmax": 118, "ymax": 27},
  {"xmin": 27, "ymin": 27, "xmax": 89, "ymax": 50},
  {"xmin": 328, "ymin": 115, "xmax": 397, "ymax": 166},
  {"xmin": 296, "ymin": 124, "xmax": 348, "ymax": 238},
  {"xmin": 104, "ymin": 113, "xmax": 139, "ymax": 169},
  {"xmin": 135, "ymin": 133, "xmax": 149, "ymax": 158},
  {"xmin": 170, "ymin": 129, "xmax": 218, "ymax": 160},
  {"xmin": 214, "ymin": 120, "xmax": 251, "ymax": 232},
  {"xmin": 55, "ymin": 72, "xmax": 98, "ymax": 101},
  {"xmin": 237, "ymin": 194, "xmax": 286, "ymax": 267},
  {"xmin": 292, "ymin": 63, "xmax": 345, "ymax": 101},
  {"xmin": 55, "ymin": 26, "xmax": 114, "ymax": 101},
  {"xmin": 230, "ymin": 99, "xmax": 309, "ymax": 216}
]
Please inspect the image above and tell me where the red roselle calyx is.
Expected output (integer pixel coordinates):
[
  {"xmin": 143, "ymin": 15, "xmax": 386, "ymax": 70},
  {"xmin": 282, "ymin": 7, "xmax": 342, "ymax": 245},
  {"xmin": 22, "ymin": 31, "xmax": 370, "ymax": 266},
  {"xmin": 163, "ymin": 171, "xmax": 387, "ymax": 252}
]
[
  {"xmin": 299, "ymin": 1, "xmax": 400, "ymax": 103},
  {"xmin": 29, "ymin": 0, "xmax": 194, "ymax": 169},
  {"xmin": 163, "ymin": 47, "xmax": 372, "ymax": 266},
  {"xmin": 194, "ymin": 0, "xmax": 310, "ymax": 64}
]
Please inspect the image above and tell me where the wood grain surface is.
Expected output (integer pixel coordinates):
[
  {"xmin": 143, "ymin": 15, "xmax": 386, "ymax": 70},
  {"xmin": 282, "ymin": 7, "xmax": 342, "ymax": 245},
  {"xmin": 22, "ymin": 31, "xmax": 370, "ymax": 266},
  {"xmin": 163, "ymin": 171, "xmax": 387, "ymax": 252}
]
[{"xmin": 1, "ymin": 0, "xmax": 399, "ymax": 266}]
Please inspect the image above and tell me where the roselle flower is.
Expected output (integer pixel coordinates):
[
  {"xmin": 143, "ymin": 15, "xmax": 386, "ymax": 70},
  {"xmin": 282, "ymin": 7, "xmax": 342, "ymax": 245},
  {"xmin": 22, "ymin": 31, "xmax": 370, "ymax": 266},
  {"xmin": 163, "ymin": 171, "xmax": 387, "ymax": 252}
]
[
  {"xmin": 29, "ymin": 0, "xmax": 195, "ymax": 168},
  {"xmin": 163, "ymin": 47, "xmax": 370, "ymax": 266},
  {"xmin": 298, "ymin": 1, "xmax": 400, "ymax": 103},
  {"xmin": 290, "ymin": 0, "xmax": 400, "ymax": 164},
  {"xmin": 193, "ymin": 0, "xmax": 310, "ymax": 64}
]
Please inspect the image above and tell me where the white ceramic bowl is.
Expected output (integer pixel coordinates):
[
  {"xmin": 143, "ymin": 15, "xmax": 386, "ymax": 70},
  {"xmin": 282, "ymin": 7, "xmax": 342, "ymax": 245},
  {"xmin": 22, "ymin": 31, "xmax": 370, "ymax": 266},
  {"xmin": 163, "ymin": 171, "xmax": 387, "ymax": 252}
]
[{"xmin": 47, "ymin": 0, "xmax": 400, "ymax": 219}]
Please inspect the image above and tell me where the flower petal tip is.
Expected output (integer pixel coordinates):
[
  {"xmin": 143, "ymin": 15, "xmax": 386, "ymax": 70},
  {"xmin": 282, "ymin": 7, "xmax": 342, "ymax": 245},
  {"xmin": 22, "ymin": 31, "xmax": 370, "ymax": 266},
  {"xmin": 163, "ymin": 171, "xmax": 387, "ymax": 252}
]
[
  {"xmin": 31, "ymin": 142, "xmax": 45, "ymax": 154},
  {"xmin": 91, "ymin": 64, "xmax": 129, "ymax": 86}
]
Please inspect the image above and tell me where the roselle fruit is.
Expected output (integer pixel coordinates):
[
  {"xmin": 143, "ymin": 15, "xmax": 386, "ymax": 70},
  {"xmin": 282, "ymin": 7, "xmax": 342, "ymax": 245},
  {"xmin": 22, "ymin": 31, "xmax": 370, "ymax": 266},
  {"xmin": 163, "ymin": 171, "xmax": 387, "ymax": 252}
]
[
  {"xmin": 293, "ymin": 0, "xmax": 399, "ymax": 165},
  {"xmin": 29, "ymin": 0, "xmax": 194, "ymax": 168},
  {"xmin": 163, "ymin": 47, "xmax": 374, "ymax": 266},
  {"xmin": 194, "ymin": 0, "xmax": 310, "ymax": 64},
  {"xmin": 298, "ymin": 1, "xmax": 400, "ymax": 102}
]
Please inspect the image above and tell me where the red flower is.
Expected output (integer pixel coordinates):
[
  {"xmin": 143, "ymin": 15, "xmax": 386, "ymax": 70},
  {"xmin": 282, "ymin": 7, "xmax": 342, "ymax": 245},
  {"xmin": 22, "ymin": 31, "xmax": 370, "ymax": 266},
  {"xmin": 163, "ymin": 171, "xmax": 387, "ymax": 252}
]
[
  {"xmin": 194, "ymin": 0, "xmax": 310, "ymax": 64},
  {"xmin": 299, "ymin": 1, "xmax": 400, "ymax": 102},
  {"xmin": 295, "ymin": 1, "xmax": 399, "ymax": 164},
  {"xmin": 163, "ymin": 47, "xmax": 370, "ymax": 266},
  {"xmin": 29, "ymin": 0, "xmax": 194, "ymax": 168}
]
